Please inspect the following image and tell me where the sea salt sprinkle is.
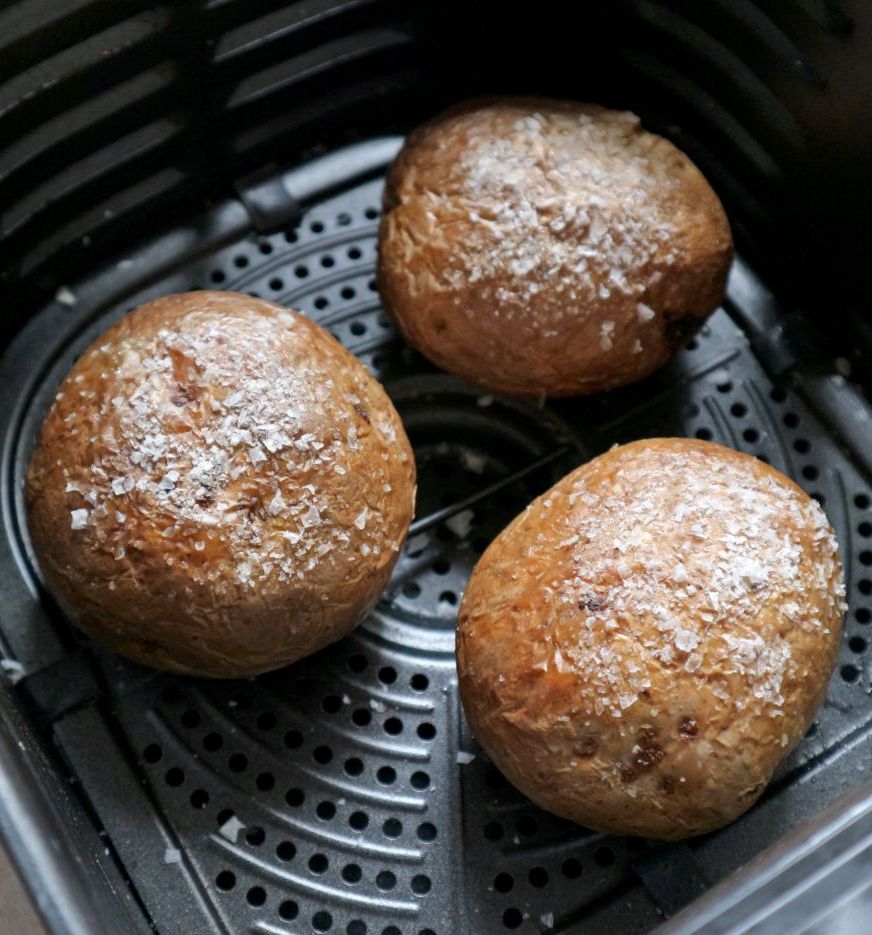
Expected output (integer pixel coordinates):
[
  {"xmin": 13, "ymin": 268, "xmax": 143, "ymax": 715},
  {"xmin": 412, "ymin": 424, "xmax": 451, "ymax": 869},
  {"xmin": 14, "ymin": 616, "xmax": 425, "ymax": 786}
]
[
  {"xmin": 546, "ymin": 445, "xmax": 844, "ymax": 720},
  {"xmin": 406, "ymin": 107, "xmax": 681, "ymax": 339},
  {"xmin": 55, "ymin": 286, "xmax": 76, "ymax": 307},
  {"xmin": 70, "ymin": 508, "xmax": 89, "ymax": 529},
  {"xmin": 599, "ymin": 320, "xmax": 615, "ymax": 351},
  {"xmin": 218, "ymin": 815, "xmax": 245, "ymax": 843},
  {"xmin": 636, "ymin": 302, "xmax": 656, "ymax": 323},
  {"xmin": 0, "ymin": 659, "xmax": 24, "ymax": 683},
  {"xmin": 59, "ymin": 308, "xmax": 403, "ymax": 591}
]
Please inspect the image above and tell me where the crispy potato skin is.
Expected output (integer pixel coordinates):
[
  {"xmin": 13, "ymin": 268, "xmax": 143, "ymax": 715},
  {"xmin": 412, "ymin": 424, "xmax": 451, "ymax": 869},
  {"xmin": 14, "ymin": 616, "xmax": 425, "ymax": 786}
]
[
  {"xmin": 458, "ymin": 439, "xmax": 845, "ymax": 839},
  {"xmin": 27, "ymin": 292, "xmax": 415, "ymax": 678},
  {"xmin": 379, "ymin": 97, "xmax": 733, "ymax": 397}
]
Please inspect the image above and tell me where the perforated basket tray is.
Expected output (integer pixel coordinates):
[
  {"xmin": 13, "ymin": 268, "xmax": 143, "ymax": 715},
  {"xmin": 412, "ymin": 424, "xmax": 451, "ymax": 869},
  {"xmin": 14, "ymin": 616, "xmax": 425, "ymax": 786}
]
[{"xmin": 2, "ymin": 139, "xmax": 872, "ymax": 935}]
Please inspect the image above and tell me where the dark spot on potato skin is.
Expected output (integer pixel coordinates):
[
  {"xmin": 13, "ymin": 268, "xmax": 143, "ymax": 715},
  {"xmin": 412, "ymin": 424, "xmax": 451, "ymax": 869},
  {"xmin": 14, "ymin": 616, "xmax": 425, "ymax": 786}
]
[
  {"xmin": 171, "ymin": 383, "xmax": 195, "ymax": 407},
  {"xmin": 634, "ymin": 744, "xmax": 664, "ymax": 770},
  {"xmin": 660, "ymin": 776, "xmax": 677, "ymax": 795},
  {"xmin": 633, "ymin": 727, "xmax": 664, "ymax": 769},
  {"xmin": 434, "ymin": 319, "xmax": 448, "ymax": 334},
  {"xmin": 227, "ymin": 495, "xmax": 265, "ymax": 521},
  {"xmin": 622, "ymin": 728, "xmax": 665, "ymax": 781},
  {"xmin": 579, "ymin": 595, "xmax": 605, "ymax": 611},
  {"xmin": 574, "ymin": 737, "xmax": 598, "ymax": 758},
  {"xmin": 353, "ymin": 402, "xmax": 371, "ymax": 424},
  {"xmin": 678, "ymin": 717, "xmax": 699, "ymax": 739},
  {"xmin": 739, "ymin": 782, "xmax": 764, "ymax": 801},
  {"xmin": 382, "ymin": 185, "xmax": 401, "ymax": 214}
]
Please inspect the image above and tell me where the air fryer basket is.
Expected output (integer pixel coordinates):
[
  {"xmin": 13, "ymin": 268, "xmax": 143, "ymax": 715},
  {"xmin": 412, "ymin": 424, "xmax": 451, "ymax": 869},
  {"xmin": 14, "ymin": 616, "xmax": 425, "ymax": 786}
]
[{"xmin": 1, "ymin": 3, "xmax": 872, "ymax": 934}]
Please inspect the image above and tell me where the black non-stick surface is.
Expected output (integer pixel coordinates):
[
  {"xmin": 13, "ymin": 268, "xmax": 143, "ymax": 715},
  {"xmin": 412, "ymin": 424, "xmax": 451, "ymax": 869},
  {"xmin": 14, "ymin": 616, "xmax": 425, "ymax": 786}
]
[{"xmin": 2, "ymin": 144, "xmax": 872, "ymax": 935}]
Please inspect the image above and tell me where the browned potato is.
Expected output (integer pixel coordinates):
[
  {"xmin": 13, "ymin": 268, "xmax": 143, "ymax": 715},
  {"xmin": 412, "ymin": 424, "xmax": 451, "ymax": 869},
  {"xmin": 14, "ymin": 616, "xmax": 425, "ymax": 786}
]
[
  {"xmin": 458, "ymin": 439, "xmax": 845, "ymax": 839},
  {"xmin": 378, "ymin": 97, "xmax": 732, "ymax": 397},
  {"xmin": 27, "ymin": 291, "xmax": 415, "ymax": 678}
]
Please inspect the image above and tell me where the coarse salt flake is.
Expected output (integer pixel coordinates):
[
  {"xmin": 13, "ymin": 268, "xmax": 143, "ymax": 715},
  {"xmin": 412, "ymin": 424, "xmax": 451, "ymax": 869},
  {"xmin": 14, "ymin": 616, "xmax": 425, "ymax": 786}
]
[
  {"xmin": 674, "ymin": 629, "xmax": 700, "ymax": 652},
  {"xmin": 637, "ymin": 302, "xmax": 656, "ymax": 322},
  {"xmin": 406, "ymin": 533, "xmax": 429, "ymax": 556},
  {"xmin": 70, "ymin": 509, "xmax": 89, "ymax": 530},
  {"xmin": 0, "ymin": 659, "xmax": 24, "ymax": 683},
  {"xmin": 462, "ymin": 451, "xmax": 487, "ymax": 474},
  {"xmin": 302, "ymin": 505, "xmax": 321, "ymax": 527},
  {"xmin": 55, "ymin": 286, "xmax": 76, "ymax": 306},
  {"xmin": 218, "ymin": 815, "xmax": 245, "ymax": 843},
  {"xmin": 446, "ymin": 509, "xmax": 474, "ymax": 538},
  {"xmin": 111, "ymin": 476, "xmax": 134, "ymax": 496}
]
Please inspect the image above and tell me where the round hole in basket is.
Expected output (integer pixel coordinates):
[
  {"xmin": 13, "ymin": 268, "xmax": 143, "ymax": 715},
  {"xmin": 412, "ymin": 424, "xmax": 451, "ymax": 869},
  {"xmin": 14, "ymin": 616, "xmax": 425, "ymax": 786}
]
[
  {"xmin": 285, "ymin": 788, "xmax": 305, "ymax": 807},
  {"xmin": 276, "ymin": 841, "xmax": 296, "ymax": 861},
  {"xmin": 417, "ymin": 722, "xmax": 436, "ymax": 740},
  {"xmin": 246, "ymin": 886, "xmax": 266, "ymax": 907},
  {"xmin": 494, "ymin": 873, "xmax": 513, "ymax": 893},
  {"xmin": 417, "ymin": 822, "xmax": 437, "ymax": 841},
  {"xmin": 411, "ymin": 874, "xmax": 431, "ymax": 894}
]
